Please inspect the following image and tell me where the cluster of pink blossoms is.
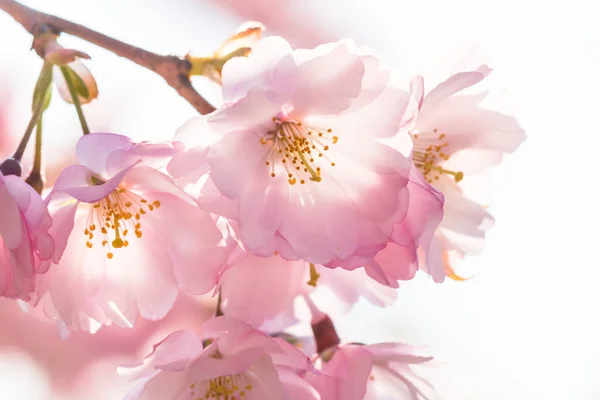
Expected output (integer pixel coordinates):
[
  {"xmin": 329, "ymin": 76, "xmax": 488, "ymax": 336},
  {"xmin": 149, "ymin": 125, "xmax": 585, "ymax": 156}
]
[{"xmin": 0, "ymin": 32, "xmax": 524, "ymax": 399}]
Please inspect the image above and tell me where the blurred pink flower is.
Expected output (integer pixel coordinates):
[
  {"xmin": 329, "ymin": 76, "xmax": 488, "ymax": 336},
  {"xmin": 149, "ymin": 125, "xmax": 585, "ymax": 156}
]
[
  {"xmin": 0, "ymin": 173, "xmax": 54, "ymax": 301},
  {"xmin": 171, "ymin": 36, "xmax": 418, "ymax": 266},
  {"xmin": 36, "ymin": 133, "xmax": 231, "ymax": 333},
  {"xmin": 0, "ymin": 293, "xmax": 217, "ymax": 399},
  {"xmin": 308, "ymin": 343, "xmax": 434, "ymax": 400},
  {"xmin": 217, "ymin": 249, "xmax": 397, "ymax": 329},
  {"xmin": 119, "ymin": 316, "xmax": 318, "ymax": 399},
  {"xmin": 409, "ymin": 66, "xmax": 526, "ymax": 281},
  {"xmin": 208, "ymin": 0, "xmax": 336, "ymax": 48}
]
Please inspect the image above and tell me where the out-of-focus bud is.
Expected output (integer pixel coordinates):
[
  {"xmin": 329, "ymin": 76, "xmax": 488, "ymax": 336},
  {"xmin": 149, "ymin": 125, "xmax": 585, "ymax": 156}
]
[
  {"xmin": 53, "ymin": 61, "xmax": 99, "ymax": 105},
  {"xmin": 186, "ymin": 21, "xmax": 265, "ymax": 84},
  {"xmin": 311, "ymin": 314, "xmax": 341, "ymax": 354},
  {"xmin": 40, "ymin": 35, "xmax": 98, "ymax": 105},
  {"xmin": 0, "ymin": 158, "xmax": 22, "ymax": 177}
]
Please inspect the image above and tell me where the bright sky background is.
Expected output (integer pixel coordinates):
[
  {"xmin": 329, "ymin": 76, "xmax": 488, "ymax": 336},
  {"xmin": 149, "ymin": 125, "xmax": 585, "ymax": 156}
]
[{"xmin": 0, "ymin": 0, "xmax": 599, "ymax": 399}]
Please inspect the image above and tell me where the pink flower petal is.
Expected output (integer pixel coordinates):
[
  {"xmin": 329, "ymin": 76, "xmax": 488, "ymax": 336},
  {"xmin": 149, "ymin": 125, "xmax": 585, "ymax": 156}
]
[
  {"xmin": 221, "ymin": 36, "xmax": 295, "ymax": 103},
  {"xmin": 76, "ymin": 132, "xmax": 134, "ymax": 176},
  {"xmin": 165, "ymin": 146, "xmax": 210, "ymax": 188},
  {"xmin": 0, "ymin": 177, "xmax": 23, "ymax": 249},
  {"xmin": 421, "ymin": 65, "xmax": 491, "ymax": 112},
  {"xmin": 133, "ymin": 370, "xmax": 190, "ymax": 400},
  {"xmin": 141, "ymin": 192, "xmax": 228, "ymax": 295},
  {"xmin": 207, "ymin": 130, "xmax": 267, "ymax": 199},
  {"xmin": 311, "ymin": 345, "xmax": 373, "ymax": 400},
  {"xmin": 239, "ymin": 172, "xmax": 289, "ymax": 251},
  {"xmin": 52, "ymin": 164, "xmax": 134, "ymax": 203},
  {"xmin": 208, "ymin": 87, "xmax": 283, "ymax": 136},
  {"xmin": 219, "ymin": 254, "xmax": 306, "ymax": 327},
  {"xmin": 291, "ymin": 40, "xmax": 364, "ymax": 116},
  {"xmin": 279, "ymin": 368, "xmax": 321, "ymax": 400}
]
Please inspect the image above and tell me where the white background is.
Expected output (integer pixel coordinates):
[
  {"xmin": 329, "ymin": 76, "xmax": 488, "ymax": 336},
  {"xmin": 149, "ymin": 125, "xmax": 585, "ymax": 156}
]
[{"xmin": 0, "ymin": 0, "xmax": 599, "ymax": 398}]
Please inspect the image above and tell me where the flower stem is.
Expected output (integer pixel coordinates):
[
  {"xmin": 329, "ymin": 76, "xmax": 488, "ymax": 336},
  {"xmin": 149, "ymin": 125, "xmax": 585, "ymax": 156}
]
[
  {"xmin": 60, "ymin": 66, "xmax": 90, "ymax": 135},
  {"xmin": 215, "ymin": 291, "xmax": 224, "ymax": 317},
  {"xmin": 25, "ymin": 112, "xmax": 44, "ymax": 193},
  {"xmin": 32, "ymin": 113, "xmax": 43, "ymax": 171},
  {"xmin": 12, "ymin": 64, "xmax": 51, "ymax": 161}
]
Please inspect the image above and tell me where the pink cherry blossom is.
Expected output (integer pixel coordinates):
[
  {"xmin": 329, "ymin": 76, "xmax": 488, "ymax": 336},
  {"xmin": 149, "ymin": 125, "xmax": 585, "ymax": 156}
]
[
  {"xmin": 408, "ymin": 66, "xmax": 526, "ymax": 281},
  {"xmin": 171, "ymin": 36, "xmax": 420, "ymax": 266},
  {"xmin": 36, "ymin": 133, "xmax": 231, "ymax": 333},
  {"xmin": 0, "ymin": 172, "xmax": 54, "ymax": 301},
  {"xmin": 185, "ymin": 163, "xmax": 442, "ymax": 330},
  {"xmin": 308, "ymin": 342, "xmax": 434, "ymax": 400},
  {"xmin": 119, "ymin": 316, "xmax": 319, "ymax": 400}
]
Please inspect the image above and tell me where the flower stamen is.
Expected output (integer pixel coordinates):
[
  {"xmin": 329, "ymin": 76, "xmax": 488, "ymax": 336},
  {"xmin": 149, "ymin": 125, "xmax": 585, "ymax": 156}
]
[
  {"xmin": 83, "ymin": 186, "xmax": 158, "ymax": 259},
  {"xmin": 260, "ymin": 118, "xmax": 339, "ymax": 185},
  {"xmin": 188, "ymin": 375, "xmax": 254, "ymax": 399},
  {"xmin": 307, "ymin": 263, "xmax": 321, "ymax": 287},
  {"xmin": 411, "ymin": 130, "xmax": 464, "ymax": 183}
]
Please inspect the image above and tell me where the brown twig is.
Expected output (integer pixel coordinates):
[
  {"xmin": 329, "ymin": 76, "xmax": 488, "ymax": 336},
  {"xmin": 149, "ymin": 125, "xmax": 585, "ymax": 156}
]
[{"xmin": 0, "ymin": 0, "xmax": 216, "ymax": 115}]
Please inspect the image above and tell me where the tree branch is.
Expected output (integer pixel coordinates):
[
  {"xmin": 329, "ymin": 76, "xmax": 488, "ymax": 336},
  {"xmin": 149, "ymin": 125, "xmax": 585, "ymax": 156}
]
[{"xmin": 0, "ymin": 0, "xmax": 216, "ymax": 115}]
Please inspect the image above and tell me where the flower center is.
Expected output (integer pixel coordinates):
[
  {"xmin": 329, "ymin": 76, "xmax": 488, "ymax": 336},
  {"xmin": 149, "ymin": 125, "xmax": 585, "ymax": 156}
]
[
  {"xmin": 188, "ymin": 375, "xmax": 253, "ymax": 399},
  {"xmin": 83, "ymin": 186, "xmax": 160, "ymax": 259},
  {"xmin": 260, "ymin": 118, "xmax": 339, "ymax": 185},
  {"xmin": 411, "ymin": 130, "xmax": 463, "ymax": 184}
]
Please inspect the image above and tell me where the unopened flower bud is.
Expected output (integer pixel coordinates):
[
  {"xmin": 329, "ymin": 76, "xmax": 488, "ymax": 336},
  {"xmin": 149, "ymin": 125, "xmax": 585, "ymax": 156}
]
[
  {"xmin": 0, "ymin": 157, "xmax": 22, "ymax": 177},
  {"xmin": 44, "ymin": 40, "xmax": 91, "ymax": 66},
  {"xmin": 187, "ymin": 21, "xmax": 265, "ymax": 84},
  {"xmin": 39, "ymin": 38, "xmax": 98, "ymax": 105}
]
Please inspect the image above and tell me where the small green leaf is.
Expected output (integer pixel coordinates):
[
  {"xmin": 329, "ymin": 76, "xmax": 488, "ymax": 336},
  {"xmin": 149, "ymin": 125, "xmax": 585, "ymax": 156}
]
[{"xmin": 61, "ymin": 66, "xmax": 90, "ymax": 100}]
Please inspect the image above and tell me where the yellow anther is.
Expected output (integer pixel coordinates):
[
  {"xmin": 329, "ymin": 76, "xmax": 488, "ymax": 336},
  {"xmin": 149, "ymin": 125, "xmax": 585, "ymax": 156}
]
[{"xmin": 307, "ymin": 263, "xmax": 320, "ymax": 287}]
